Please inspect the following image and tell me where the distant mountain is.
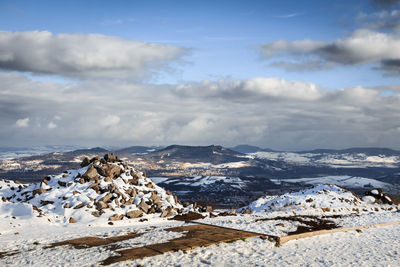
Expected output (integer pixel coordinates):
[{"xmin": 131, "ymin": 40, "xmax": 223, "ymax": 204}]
[
  {"xmin": 69, "ymin": 147, "xmax": 109, "ymax": 155},
  {"xmin": 114, "ymin": 146, "xmax": 163, "ymax": 154},
  {"xmin": 229, "ymin": 145, "xmax": 276, "ymax": 154},
  {"xmin": 299, "ymin": 147, "xmax": 400, "ymax": 156},
  {"xmin": 144, "ymin": 145, "xmax": 247, "ymax": 164}
]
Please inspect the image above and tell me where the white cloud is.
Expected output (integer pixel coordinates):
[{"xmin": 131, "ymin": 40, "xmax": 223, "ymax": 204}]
[
  {"xmin": 174, "ymin": 77, "xmax": 321, "ymax": 101},
  {"xmin": 1, "ymin": 73, "xmax": 400, "ymax": 150},
  {"xmin": 47, "ymin": 122, "xmax": 57, "ymax": 129},
  {"xmin": 260, "ymin": 29, "xmax": 400, "ymax": 74},
  {"xmin": 0, "ymin": 31, "xmax": 187, "ymax": 79},
  {"xmin": 100, "ymin": 115, "xmax": 120, "ymax": 127},
  {"xmin": 357, "ymin": 9, "xmax": 400, "ymax": 31},
  {"xmin": 14, "ymin": 117, "xmax": 29, "ymax": 128}
]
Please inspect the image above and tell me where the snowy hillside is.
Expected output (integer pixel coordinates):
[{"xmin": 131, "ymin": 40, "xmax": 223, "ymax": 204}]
[
  {"xmin": 270, "ymin": 176, "xmax": 393, "ymax": 191},
  {"xmin": 242, "ymin": 184, "xmax": 398, "ymax": 215},
  {"xmin": 250, "ymin": 151, "xmax": 400, "ymax": 168}
]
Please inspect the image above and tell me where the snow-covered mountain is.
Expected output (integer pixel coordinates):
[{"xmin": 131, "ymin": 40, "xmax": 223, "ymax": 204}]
[{"xmin": 250, "ymin": 150, "xmax": 400, "ymax": 168}]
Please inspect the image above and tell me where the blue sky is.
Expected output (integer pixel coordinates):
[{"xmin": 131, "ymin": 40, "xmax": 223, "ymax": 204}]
[
  {"xmin": 1, "ymin": 0, "xmax": 398, "ymax": 88},
  {"xmin": 0, "ymin": 0, "xmax": 400, "ymax": 149}
]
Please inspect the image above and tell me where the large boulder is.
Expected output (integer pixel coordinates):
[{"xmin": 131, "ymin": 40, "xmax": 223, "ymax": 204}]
[
  {"xmin": 82, "ymin": 165, "xmax": 99, "ymax": 181},
  {"xmin": 80, "ymin": 157, "xmax": 91, "ymax": 167},
  {"xmin": 104, "ymin": 153, "xmax": 118, "ymax": 163},
  {"xmin": 126, "ymin": 210, "xmax": 143, "ymax": 218},
  {"xmin": 97, "ymin": 164, "xmax": 122, "ymax": 180}
]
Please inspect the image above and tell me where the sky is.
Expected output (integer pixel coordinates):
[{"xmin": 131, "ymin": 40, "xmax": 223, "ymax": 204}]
[{"xmin": 0, "ymin": 0, "xmax": 400, "ymax": 150}]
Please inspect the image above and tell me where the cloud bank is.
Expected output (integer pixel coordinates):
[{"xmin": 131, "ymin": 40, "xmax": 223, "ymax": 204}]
[
  {"xmin": 0, "ymin": 31, "xmax": 187, "ymax": 79},
  {"xmin": 1, "ymin": 73, "xmax": 399, "ymax": 150},
  {"xmin": 260, "ymin": 29, "xmax": 400, "ymax": 75}
]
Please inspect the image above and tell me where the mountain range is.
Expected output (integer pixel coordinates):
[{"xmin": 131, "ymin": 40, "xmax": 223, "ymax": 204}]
[{"xmin": 1, "ymin": 144, "xmax": 399, "ymax": 207}]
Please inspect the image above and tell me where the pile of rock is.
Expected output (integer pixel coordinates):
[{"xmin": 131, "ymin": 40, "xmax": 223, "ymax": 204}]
[
  {"xmin": 4, "ymin": 153, "xmax": 185, "ymax": 223},
  {"xmin": 364, "ymin": 188, "xmax": 396, "ymax": 205}
]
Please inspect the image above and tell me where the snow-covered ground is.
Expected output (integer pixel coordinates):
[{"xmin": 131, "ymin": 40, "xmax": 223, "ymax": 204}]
[
  {"xmin": 0, "ymin": 146, "xmax": 83, "ymax": 160},
  {"xmin": 250, "ymin": 151, "xmax": 400, "ymax": 168},
  {"xmin": 1, "ymin": 158, "xmax": 400, "ymax": 266},
  {"xmin": 270, "ymin": 176, "xmax": 393, "ymax": 191},
  {"xmin": 181, "ymin": 161, "xmax": 251, "ymax": 169},
  {"xmin": 1, "ymin": 207, "xmax": 399, "ymax": 266}
]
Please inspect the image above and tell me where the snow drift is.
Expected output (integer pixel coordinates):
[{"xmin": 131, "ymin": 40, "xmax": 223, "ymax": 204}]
[{"xmin": 242, "ymin": 184, "xmax": 398, "ymax": 215}]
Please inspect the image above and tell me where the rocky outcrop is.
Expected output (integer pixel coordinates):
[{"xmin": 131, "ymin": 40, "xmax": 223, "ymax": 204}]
[{"xmin": 4, "ymin": 153, "xmax": 186, "ymax": 222}]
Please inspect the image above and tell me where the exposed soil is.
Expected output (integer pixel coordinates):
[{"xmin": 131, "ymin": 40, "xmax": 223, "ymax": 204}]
[
  {"xmin": 48, "ymin": 232, "xmax": 141, "ymax": 249},
  {"xmin": 255, "ymin": 215, "xmax": 338, "ymax": 235},
  {"xmin": 101, "ymin": 224, "xmax": 264, "ymax": 265},
  {"xmin": 170, "ymin": 211, "xmax": 205, "ymax": 221}
]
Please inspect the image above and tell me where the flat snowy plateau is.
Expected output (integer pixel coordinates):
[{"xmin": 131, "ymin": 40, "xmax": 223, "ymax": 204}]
[{"xmin": 1, "ymin": 206, "xmax": 399, "ymax": 266}]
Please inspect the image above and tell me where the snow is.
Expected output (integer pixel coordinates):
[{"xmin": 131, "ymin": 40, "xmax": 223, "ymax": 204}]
[
  {"xmin": 250, "ymin": 152, "xmax": 400, "ymax": 168},
  {"xmin": 0, "ymin": 158, "xmax": 183, "ymax": 226},
  {"xmin": 371, "ymin": 189, "xmax": 380, "ymax": 195},
  {"xmin": 242, "ymin": 184, "xmax": 397, "ymax": 216},
  {"xmin": 181, "ymin": 161, "xmax": 251, "ymax": 169},
  {"xmin": 270, "ymin": 175, "xmax": 392, "ymax": 190},
  {"xmin": 1, "ymin": 159, "xmax": 400, "ymax": 266},
  {"xmin": 126, "ymin": 225, "xmax": 400, "ymax": 267},
  {"xmin": 362, "ymin": 196, "xmax": 376, "ymax": 204}
]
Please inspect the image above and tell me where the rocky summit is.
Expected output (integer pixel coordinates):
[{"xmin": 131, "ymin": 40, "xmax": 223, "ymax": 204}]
[{"xmin": 0, "ymin": 153, "xmax": 186, "ymax": 223}]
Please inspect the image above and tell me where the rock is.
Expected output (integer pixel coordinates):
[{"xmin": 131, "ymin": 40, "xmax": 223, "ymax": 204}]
[
  {"xmin": 82, "ymin": 165, "xmax": 99, "ymax": 181},
  {"xmin": 128, "ymin": 177, "xmax": 139, "ymax": 185},
  {"xmin": 40, "ymin": 200, "xmax": 54, "ymax": 206},
  {"xmin": 91, "ymin": 211, "xmax": 100, "ymax": 217},
  {"xmin": 104, "ymin": 176, "xmax": 112, "ymax": 182},
  {"xmin": 126, "ymin": 210, "xmax": 143, "ymax": 218},
  {"xmin": 209, "ymin": 212, "xmax": 217, "ymax": 218},
  {"xmin": 146, "ymin": 183, "xmax": 154, "ymax": 189},
  {"xmin": 244, "ymin": 209, "xmax": 252, "ymax": 214},
  {"xmin": 42, "ymin": 176, "xmax": 51, "ymax": 185},
  {"xmin": 73, "ymin": 191, "xmax": 81, "ymax": 195},
  {"xmin": 97, "ymin": 164, "xmax": 122, "ymax": 180},
  {"xmin": 101, "ymin": 193, "xmax": 113, "ymax": 203},
  {"xmin": 80, "ymin": 157, "xmax": 91, "ymax": 167},
  {"xmin": 383, "ymin": 194, "xmax": 393, "ymax": 205},
  {"xmin": 96, "ymin": 201, "xmax": 108, "ymax": 210},
  {"xmin": 150, "ymin": 191, "xmax": 161, "ymax": 202},
  {"xmin": 125, "ymin": 198, "xmax": 134, "ymax": 205},
  {"xmin": 33, "ymin": 188, "xmax": 47, "ymax": 195},
  {"xmin": 138, "ymin": 200, "xmax": 149, "ymax": 213},
  {"xmin": 148, "ymin": 206, "xmax": 156, "ymax": 214},
  {"xmin": 108, "ymin": 214, "xmax": 124, "ymax": 221},
  {"xmin": 104, "ymin": 153, "xmax": 118, "ymax": 162},
  {"xmin": 88, "ymin": 182, "xmax": 99, "ymax": 189},
  {"xmin": 73, "ymin": 202, "xmax": 85, "ymax": 209},
  {"xmin": 182, "ymin": 201, "xmax": 190, "ymax": 207},
  {"xmin": 166, "ymin": 190, "xmax": 172, "ymax": 195},
  {"xmin": 160, "ymin": 207, "xmax": 174, "ymax": 218},
  {"xmin": 170, "ymin": 211, "xmax": 205, "ymax": 221},
  {"xmin": 69, "ymin": 217, "xmax": 76, "ymax": 223},
  {"xmin": 205, "ymin": 206, "xmax": 213, "ymax": 212},
  {"xmin": 90, "ymin": 156, "xmax": 100, "ymax": 163},
  {"xmin": 58, "ymin": 181, "xmax": 66, "ymax": 187}
]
